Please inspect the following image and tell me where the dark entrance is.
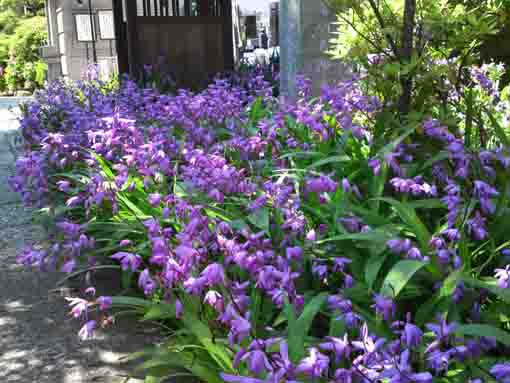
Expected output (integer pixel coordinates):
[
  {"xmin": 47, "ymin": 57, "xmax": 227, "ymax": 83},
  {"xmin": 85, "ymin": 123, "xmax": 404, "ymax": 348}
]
[{"xmin": 112, "ymin": 0, "xmax": 234, "ymax": 89}]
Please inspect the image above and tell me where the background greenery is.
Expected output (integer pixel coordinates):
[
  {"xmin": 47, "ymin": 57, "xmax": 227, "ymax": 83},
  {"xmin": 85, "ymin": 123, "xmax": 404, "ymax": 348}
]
[{"xmin": 0, "ymin": 0, "xmax": 47, "ymax": 93}]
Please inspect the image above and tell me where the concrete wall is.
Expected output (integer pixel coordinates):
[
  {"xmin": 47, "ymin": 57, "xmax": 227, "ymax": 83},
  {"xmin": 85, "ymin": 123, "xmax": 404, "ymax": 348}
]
[{"xmin": 43, "ymin": 0, "xmax": 118, "ymax": 82}]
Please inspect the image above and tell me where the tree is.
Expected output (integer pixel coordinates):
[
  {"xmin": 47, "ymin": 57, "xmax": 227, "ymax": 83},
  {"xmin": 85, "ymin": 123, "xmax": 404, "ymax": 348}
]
[{"xmin": 0, "ymin": 0, "xmax": 44, "ymax": 15}]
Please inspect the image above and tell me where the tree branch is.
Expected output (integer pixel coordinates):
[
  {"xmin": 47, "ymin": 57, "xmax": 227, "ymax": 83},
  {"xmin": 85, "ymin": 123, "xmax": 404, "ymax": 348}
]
[
  {"xmin": 398, "ymin": 0, "xmax": 417, "ymax": 115},
  {"xmin": 367, "ymin": 0, "xmax": 400, "ymax": 59}
]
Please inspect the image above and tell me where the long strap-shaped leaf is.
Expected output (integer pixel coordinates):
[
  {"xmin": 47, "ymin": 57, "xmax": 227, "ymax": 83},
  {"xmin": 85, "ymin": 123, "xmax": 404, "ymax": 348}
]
[{"xmin": 286, "ymin": 293, "xmax": 328, "ymax": 363}]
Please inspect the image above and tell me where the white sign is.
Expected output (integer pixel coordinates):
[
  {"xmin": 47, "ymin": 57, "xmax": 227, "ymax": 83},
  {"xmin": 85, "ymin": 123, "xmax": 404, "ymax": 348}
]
[
  {"xmin": 75, "ymin": 14, "xmax": 94, "ymax": 42},
  {"xmin": 98, "ymin": 10, "xmax": 115, "ymax": 40}
]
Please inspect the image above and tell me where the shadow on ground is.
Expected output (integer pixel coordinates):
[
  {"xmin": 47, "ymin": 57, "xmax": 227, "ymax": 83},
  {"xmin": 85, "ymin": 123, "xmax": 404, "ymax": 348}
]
[{"xmin": 0, "ymin": 130, "xmax": 163, "ymax": 383}]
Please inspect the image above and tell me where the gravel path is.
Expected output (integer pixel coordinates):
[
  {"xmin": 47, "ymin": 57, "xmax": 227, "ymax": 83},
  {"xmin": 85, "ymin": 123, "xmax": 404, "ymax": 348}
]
[{"xmin": 0, "ymin": 111, "xmax": 158, "ymax": 383}]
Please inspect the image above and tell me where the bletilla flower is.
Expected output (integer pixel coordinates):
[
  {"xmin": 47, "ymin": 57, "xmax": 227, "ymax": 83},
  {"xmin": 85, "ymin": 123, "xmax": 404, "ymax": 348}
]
[
  {"xmin": 474, "ymin": 180, "xmax": 499, "ymax": 215},
  {"xmin": 387, "ymin": 238, "xmax": 412, "ymax": 255},
  {"xmin": 96, "ymin": 296, "xmax": 112, "ymax": 310},
  {"xmin": 138, "ymin": 269, "xmax": 156, "ymax": 295},
  {"xmin": 241, "ymin": 349, "xmax": 273, "ymax": 375},
  {"xmin": 148, "ymin": 193, "xmax": 162, "ymax": 206},
  {"xmin": 372, "ymin": 294, "xmax": 396, "ymax": 322},
  {"xmin": 111, "ymin": 252, "xmax": 142, "ymax": 272},
  {"xmin": 380, "ymin": 350, "xmax": 433, "ymax": 383},
  {"xmin": 495, "ymin": 265, "xmax": 510, "ymax": 288},
  {"xmin": 295, "ymin": 348, "xmax": 329, "ymax": 378},
  {"xmin": 286, "ymin": 246, "xmax": 303, "ymax": 261},
  {"xmin": 78, "ymin": 320, "xmax": 96, "ymax": 340},
  {"xmin": 200, "ymin": 263, "xmax": 226, "ymax": 286},
  {"xmin": 319, "ymin": 335, "xmax": 351, "ymax": 363},
  {"xmin": 57, "ymin": 180, "xmax": 71, "ymax": 192},
  {"xmin": 306, "ymin": 176, "xmax": 338, "ymax": 194},
  {"xmin": 228, "ymin": 312, "xmax": 252, "ymax": 345},
  {"xmin": 204, "ymin": 290, "xmax": 224, "ymax": 312},
  {"xmin": 491, "ymin": 363, "xmax": 510, "ymax": 383},
  {"xmin": 66, "ymin": 297, "xmax": 88, "ymax": 319}
]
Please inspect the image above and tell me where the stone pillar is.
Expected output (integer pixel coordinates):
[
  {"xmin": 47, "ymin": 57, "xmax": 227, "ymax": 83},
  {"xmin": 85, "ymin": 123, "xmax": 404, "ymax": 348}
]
[
  {"xmin": 280, "ymin": 0, "xmax": 348, "ymax": 98},
  {"xmin": 279, "ymin": 0, "xmax": 303, "ymax": 101},
  {"xmin": 56, "ymin": 0, "xmax": 74, "ymax": 79},
  {"xmin": 270, "ymin": 1, "xmax": 279, "ymax": 47}
]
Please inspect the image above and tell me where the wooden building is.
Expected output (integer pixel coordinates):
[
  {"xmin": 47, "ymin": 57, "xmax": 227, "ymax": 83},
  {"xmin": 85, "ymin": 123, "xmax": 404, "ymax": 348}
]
[{"xmin": 112, "ymin": 0, "xmax": 235, "ymax": 88}]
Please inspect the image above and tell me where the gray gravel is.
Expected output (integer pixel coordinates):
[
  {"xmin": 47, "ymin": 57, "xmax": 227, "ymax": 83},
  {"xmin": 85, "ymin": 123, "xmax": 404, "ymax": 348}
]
[{"xmin": 0, "ymin": 120, "xmax": 158, "ymax": 382}]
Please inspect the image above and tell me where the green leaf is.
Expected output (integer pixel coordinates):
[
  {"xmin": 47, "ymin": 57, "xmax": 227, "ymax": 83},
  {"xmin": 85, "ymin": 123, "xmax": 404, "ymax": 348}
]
[
  {"xmin": 418, "ymin": 151, "xmax": 450, "ymax": 172},
  {"xmin": 380, "ymin": 260, "xmax": 427, "ymax": 298},
  {"xmin": 180, "ymin": 298, "xmax": 234, "ymax": 373},
  {"xmin": 247, "ymin": 208, "xmax": 270, "ymax": 232},
  {"xmin": 365, "ymin": 251, "xmax": 389, "ymax": 290},
  {"xmin": 317, "ymin": 230, "xmax": 393, "ymax": 245},
  {"xmin": 143, "ymin": 302, "xmax": 176, "ymax": 321},
  {"xmin": 307, "ymin": 155, "xmax": 351, "ymax": 169},
  {"xmin": 440, "ymin": 270, "xmax": 463, "ymax": 298},
  {"xmin": 485, "ymin": 107, "xmax": 510, "ymax": 147},
  {"xmin": 455, "ymin": 324, "xmax": 510, "ymax": 346},
  {"xmin": 462, "ymin": 274, "xmax": 510, "ymax": 303},
  {"xmin": 111, "ymin": 296, "xmax": 153, "ymax": 309},
  {"xmin": 374, "ymin": 197, "xmax": 431, "ymax": 249},
  {"xmin": 287, "ymin": 293, "xmax": 327, "ymax": 363},
  {"xmin": 376, "ymin": 123, "xmax": 418, "ymax": 158}
]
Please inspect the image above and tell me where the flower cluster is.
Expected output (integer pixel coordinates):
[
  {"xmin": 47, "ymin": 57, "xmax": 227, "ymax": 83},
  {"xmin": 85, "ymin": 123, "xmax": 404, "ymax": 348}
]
[{"xmin": 12, "ymin": 69, "xmax": 510, "ymax": 383}]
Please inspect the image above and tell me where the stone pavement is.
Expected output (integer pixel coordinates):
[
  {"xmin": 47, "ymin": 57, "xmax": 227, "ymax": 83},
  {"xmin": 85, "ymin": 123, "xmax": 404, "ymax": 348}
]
[{"xmin": 0, "ymin": 108, "xmax": 157, "ymax": 383}]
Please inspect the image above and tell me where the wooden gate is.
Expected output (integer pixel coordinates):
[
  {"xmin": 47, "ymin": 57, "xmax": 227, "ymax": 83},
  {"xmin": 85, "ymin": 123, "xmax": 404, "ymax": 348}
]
[{"xmin": 113, "ymin": 0, "xmax": 233, "ymax": 89}]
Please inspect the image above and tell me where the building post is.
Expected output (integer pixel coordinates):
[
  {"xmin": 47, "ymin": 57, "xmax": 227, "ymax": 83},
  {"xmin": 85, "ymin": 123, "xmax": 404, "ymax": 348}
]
[
  {"xmin": 279, "ymin": 0, "xmax": 303, "ymax": 101},
  {"xmin": 280, "ymin": 0, "xmax": 348, "ymax": 98},
  {"xmin": 125, "ymin": 0, "xmax": 138, "ymax": 77}
]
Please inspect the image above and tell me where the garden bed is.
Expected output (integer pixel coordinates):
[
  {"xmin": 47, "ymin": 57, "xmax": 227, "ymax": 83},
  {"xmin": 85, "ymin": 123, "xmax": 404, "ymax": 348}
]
[{"xmin": 10, "ymin": 65, "xmax": 510, "ymax": 383}]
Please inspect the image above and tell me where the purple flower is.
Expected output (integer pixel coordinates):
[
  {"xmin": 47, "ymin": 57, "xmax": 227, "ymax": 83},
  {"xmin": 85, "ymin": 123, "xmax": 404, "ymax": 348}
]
[
  {"xmin": 306, "ymin": 176, "xmax": 338, "ymax": 194},
  {"xmin": 175, "ymin": 298, "xmax": 183, "ymax": 318},
  {"xmin": 495, "ymin": 265, "xmax": 510, "ymax": 289},
  {"xmin": 319, "ymin": 335, "xmax": 351, "ymax": 363},
  {"xmin": 175, "ymin": 245, "xmax": 199, "ymax": 261},
  {"xmin": 228, "ymin": 313, "xmax": 252, "ymax": 345},
  {"xmin": 474, "ymin": 180, "xmax": 499, "ymax": 215},
  {"xmin": 491, "ymin": 363, "xmax": 510, "ymax": 383},
  {"xmin": 61, "ymin": 259, "xmax": 77, "ymax": 273},
  {"xmin": 66, "ymin": 196, "xmax": 82, "ymax": 207},
  {"xmin": 204, "ymin": 290, "xmax": 224, "ymax": 312},
  {"xmin": 78, "ymin": 320, "xmax": 96, "ymax": 340},
  {"xmin": 241, "ymin": 349, "xmax": 273, "ymax": 375},
  {"xmin": 403, "ymin": 322, "xmax": 423, "ymax": 348},
  {"xmin": 295, "ymin": 348, "xmax": 329, "ymax": 378},
  {"xmin": 286, "ymin": 246, "xmax": 303, "ymax": 261},
  {"xmin": 111, "ymin": 252, "xmax": 142, "ymax": 272},
  {"xmin": 138, "ymin": 269, "xmax": 157, "ymax": 295},
  {"xmin": 67, "ymin": 297, "xmax": 88, "ymax": 319},
  {"xmin": 148, "ymin": 193, "xmax": 162, "ymax": 206},
  {"xmin": 119, "ymin": 239, "xmax": 132, "ymax": 247},
  {"xmin": 306, "ymin": 229, "xmax": 316, "ymax": 241},
  {"xmin": 57, "ymin": 180, "xmax": 71, "ymax": 192},
  {"xmin": 200, "ymin": 263, "xmax": 226, "ymax": 286},
  {"xmin": 96, "ymin": 296, "xmax": 112, "ymax": 310},
  {"xmin": 372, "ymin": 294, "xmax": 396, "ymax": 322},
  {"xmin": 369, "ymin": 158, "xmax": 382, "ymax": 175},
  {"xmin": 387, "ymin": 238, "xmax": 412, "ymax": 254}
]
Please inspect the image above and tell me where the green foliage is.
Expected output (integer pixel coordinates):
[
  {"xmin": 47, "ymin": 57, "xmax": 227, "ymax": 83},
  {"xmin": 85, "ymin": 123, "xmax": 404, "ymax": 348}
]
[{"xmin": 0, "ymin": 13, "xmax": 46, "ymax": 92}]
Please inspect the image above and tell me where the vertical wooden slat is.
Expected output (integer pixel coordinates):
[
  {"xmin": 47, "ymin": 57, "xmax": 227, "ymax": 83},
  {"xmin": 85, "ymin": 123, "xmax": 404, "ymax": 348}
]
[
  {"xmin": 126, "ymin": 0, "xmax": 138, "ymax": 76},
  {"xmin": 112, "ymin": 0, "xmax": 129, "ymax": 74},
  {"xmin": 222, "ymin": 0, "xmax": 233, "ymax": 70},
  {"xmin": 154, "ymin": 0, "xmax": 159, "ymax": 16},
  {"xmin": 200, "ymin": 0, "xmax": 209, "ymax": 16}
]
